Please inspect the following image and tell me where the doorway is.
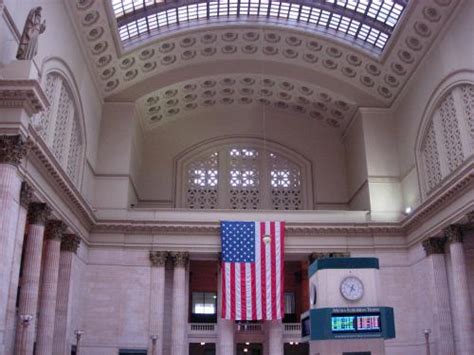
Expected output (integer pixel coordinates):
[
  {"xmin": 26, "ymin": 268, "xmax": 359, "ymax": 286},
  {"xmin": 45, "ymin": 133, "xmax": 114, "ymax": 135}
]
[
  {"xmin": 237, "ymin": 343, "xmax": 263, "ymax": 355},
  {"xmin": 189, "ymin": 342, "xmax": 216, "ymax": 355}
]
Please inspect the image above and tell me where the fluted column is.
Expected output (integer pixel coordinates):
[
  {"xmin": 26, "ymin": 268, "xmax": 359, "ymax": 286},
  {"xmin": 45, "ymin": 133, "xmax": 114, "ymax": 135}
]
[
  {"xmin": 170, "ymin": 252, "xmax": 189, "ymax": 355},
  {"xmin": 52, "ymin": 234, "xmax": 81, "ymax": 355},
  {"xmin": 217, "ymin": 257, "xmax": 234, "ymax": 355},
  {"xmin": 0, "ymin": 135, "xmax": 27, "ymax": 352},
  {"xmin": 267, "ymin": 320, "xmax": 284, "ymax": 355},
  {"xmin": 422, "ymin": 237, "xmax": 455, "ymax": 355},
  {"xmin": 148, "ymin": 251, "xmax": 168, "ymax": 355},
  {"xmin": 14, "ymin": 203, "xmax": 51, "ymax": 355},
  {"xmin": 446, "ymin": 225, "xmax": 473, "ymax": 355},
  {"xmin": 35, "ymin": 221, "xmax": 66, "ymax": 355},
  {"xmin": 4, "ymin": 183, "xmax": 32, "ymax": 355}
]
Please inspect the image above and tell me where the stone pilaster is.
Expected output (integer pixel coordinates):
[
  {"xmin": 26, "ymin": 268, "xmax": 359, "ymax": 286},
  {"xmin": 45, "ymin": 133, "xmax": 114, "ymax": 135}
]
[
  {"xmin": 217, "ymin": 259, "xmax": 234, "ymax": 355},
  {"xmin": 4, "ymin": 182, "xmax": 32, "ymax": 355},
  {"xmin": 14, "ymin": 203, "xmax": 51, "ymax": 355},
  {"xmin": 267, "ymin": 320, "xmax": 284, "ymax": 355},
  {"xmin": 422, "ymin": 236, "xmax": 455, "ymax": 354},
  {"xmin": 52, "ymin": 234, "xmax": 80, "ymax": 355},
  {"xmin": 0, "ymin": 136, "xmax": 27, "ymax": 352},
  {"xmin": 170, "ymin": 252, "xmax": 189, "ymax": 355},
  {"xmin": 36, "ymin": 221, "xmax": 66, "ymax": 355},
  {"xmin": 148, "ymin": 251, "xmax": 168, "ymax": 355},
  {"xmin": 445, "ymin": 225, "xmax": 473, "ymax": 355}
]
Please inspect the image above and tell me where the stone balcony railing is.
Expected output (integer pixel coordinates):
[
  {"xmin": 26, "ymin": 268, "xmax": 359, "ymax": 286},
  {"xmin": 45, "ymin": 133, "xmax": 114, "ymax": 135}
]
[
  {"xmin": 284, "ymin": 323, "xmax": 301, "ymax": 333},
  {"xmin": 188, "ymin": 323, "xmax": 217, "ymax": 338},
  {"xmin": 235, "ymin": 323, "xmax": 263, "ymax": 332}
]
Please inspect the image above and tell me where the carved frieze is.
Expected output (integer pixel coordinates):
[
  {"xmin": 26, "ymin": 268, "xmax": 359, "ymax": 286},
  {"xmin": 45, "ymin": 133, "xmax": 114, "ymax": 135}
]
[
  {"xmin": 170, "ymin": 251, "xmax": 189, "ymax": 267},
  {"xmin": 19, "ymin": 181, "xmax": 33, "ymax": 208},
  {"xmin": 0, "ymin": 135, "xmax": 27, "ymax": 166},
  {"xmin": 0, "ymin": 80, "xmax": 49, "ymax": 116},
  {"xmin": 149, "ymin": 251, "xmax": 169, "ymax": 267},
  {"xmin": 61, "ymin": 234, "xmax": 81, "ymax": 253},
  {"xmin": 44, "ymin": 220, "xmax": 67, "ymax": 240},
  {"xmin": 445, "ymin": 224, "xmax": 463, "ymax": 244},
  {"xmin": 27, "ymin": 202, "xmax": 51, "ymax": 225},
  {"xmin": 422, "ymin": 236, "xmax": 447, "ymax": 255}
]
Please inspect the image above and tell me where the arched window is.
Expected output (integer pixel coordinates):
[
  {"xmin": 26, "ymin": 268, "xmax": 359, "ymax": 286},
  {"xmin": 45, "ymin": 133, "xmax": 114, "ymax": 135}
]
[
  {"xmin": 35, "ymin": 72, "xmax": 84, "ymax": 185},
  {"xmin": 178, "ymin": 140, "xmax": 312, "ymax": 209},
  {"xmin": 419, "ymin": 84, "xmax": 474, "ymax": 195}
]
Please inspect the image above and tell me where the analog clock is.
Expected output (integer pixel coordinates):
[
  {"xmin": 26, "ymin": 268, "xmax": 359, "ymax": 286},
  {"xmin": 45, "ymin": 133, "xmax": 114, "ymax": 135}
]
[
  {"xmin": 310, "ymin": 283, "xmax": 317, "ymax": 306},
  {"xmin": 340, "ymin": 276, "xmax": 364, "ymax": 301}
]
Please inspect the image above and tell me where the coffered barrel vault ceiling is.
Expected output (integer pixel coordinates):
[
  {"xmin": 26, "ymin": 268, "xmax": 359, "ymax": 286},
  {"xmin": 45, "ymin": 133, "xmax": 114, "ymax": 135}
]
[{"xmin": 67, "ymin": 0, "xmax": 460, "ymax": 132}]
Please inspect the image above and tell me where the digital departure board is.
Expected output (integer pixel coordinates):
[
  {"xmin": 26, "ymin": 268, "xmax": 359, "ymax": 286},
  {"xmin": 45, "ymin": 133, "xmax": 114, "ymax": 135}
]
[{"xmin": 331, "ymin": 314, "xmax": 381, "ymax": 333}]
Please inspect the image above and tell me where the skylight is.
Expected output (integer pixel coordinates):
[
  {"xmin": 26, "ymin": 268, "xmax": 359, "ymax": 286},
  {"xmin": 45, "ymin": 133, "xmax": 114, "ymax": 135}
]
[{"xmin": 111, "ymin": 0, "xmax": 407, "ymax": 51}]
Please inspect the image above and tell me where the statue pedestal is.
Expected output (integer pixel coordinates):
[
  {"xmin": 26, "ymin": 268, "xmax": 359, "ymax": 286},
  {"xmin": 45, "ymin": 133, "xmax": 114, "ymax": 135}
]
[{"xmin": 0, "ymin": 60, "xmax": 39, "ymax": 80}]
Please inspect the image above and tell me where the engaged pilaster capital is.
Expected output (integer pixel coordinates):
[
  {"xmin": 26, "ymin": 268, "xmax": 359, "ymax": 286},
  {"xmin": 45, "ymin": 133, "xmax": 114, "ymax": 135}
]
[
  {"xmin": 61, "ymin": 234, "xmax": 81, "ymax": 253},
  {"xmin": 44, "ymin": 220, "xmax": 66, "ymax": 241},
  {"xmin": 444, "ymin": 225, "xmax": 463, "ymax": 244},
  {"xmin": 20, "ymin": 181, "xmax": 33, "ymax": 208},
  {"xmin": 0, "ymin": 135, "xmax": 27, "ymax": 166},
  {"xmin": 27, "ymin": 202, "xmax": 51, "ymax": 225},
  {"xmin": 422, "ymin": 237, "xmax": 447, "ymax": 256},
  {"xmin": 149, "ymin": 251, "xmax": 168, "ymax": 267},
  {"xmin": 170, "ymin": 251, "xmax": 189, "ymax": 267}
]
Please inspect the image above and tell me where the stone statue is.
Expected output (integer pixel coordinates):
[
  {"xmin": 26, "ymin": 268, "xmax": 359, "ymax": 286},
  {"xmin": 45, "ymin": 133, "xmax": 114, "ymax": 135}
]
[{"xmin": 16, "ymin": 7, "xmax": 46, "ymax": 60}]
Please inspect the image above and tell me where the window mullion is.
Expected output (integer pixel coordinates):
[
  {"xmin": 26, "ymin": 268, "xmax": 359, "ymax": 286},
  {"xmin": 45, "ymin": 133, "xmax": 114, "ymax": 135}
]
[
  {"xmin": 452, "ymin": 87, "xmax": 474, "ymax": 157},
  {"xmin": 260, "ymin": 149, "xmax": 271, "ymax": 209},
  {"xmin": 218, "ymin": 148, "xmax": 229, "ymax": 209},
  {"xmin": 46, "ymin": 77, "xmax": 62, "ymax": 146}
]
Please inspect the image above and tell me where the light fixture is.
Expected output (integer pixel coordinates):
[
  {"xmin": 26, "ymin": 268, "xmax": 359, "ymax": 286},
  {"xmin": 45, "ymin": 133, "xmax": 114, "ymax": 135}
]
[
  {"xmin": 289, "ymin": 341, "xmax": 294, "ymax": 345},
  {"xmin": 295, "ymin": 342, "xmax": 299, "ymax": 345},
  {"xmin": 213, "ymin": 295, "xmax": 217, "ymax": 299},
  {"xmin": 243, "ymin": 349, "xmax": 248, "ymax": 353},
  {"xmin": 262, "ymin": 234, "xmax": 271, "ymax": 245},
  {"xmin": 200, "ymin": 342, "xmax": 206, "ymax": 346},
  {"xmin": 245, "ymin": 342, "xmax": 250, "ymax": 345},
  {"xmin": 19, "ymin": 314, "xmax": 33, "ymax": 326},
  {"xmin": 404, "ymin": 206, "xmax": 412, "ymax": 215}
]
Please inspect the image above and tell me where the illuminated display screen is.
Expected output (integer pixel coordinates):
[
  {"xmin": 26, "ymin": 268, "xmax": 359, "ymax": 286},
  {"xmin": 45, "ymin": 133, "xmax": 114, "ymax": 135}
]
[{"xmin": 331, "ymin": 314, "xmax": 381, "ymax": 333}]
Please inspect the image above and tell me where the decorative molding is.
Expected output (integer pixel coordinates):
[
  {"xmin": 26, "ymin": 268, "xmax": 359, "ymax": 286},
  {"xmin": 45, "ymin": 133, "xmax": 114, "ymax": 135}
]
[
  {"xmin": 0, "ymin": 135, "xmax": 28, "ymax": 165},
  {"xmin": 61, "ymin": 234, "xmax": 81, "ymax": 253},
  {"xmin": 149, "ymin": 251, "xmax": 169, "ymax": 267},
  {"xmin": 19, "ymin": 181, "xmax": 33, "ymax": 208},
  {"xmin": 27, "ymin": 202, "xmax": 51, "ymax": 225},
  {"xmin": 0, "ymin": 80, "xmax": 49, "ymax": 116},
  {"xmin": 170, "ymin": 251, "xmax": 189, "ymax": 267},
  {"xmin": 45, "ymin": 220, "xmax": 67, "ymax": 240},
  {"xmin": 422, "ymin": 236, "xmax": 447, "ymax": 255},
  {"xmin": 444, "ymin": 224, "xmax": 463, "ymax": 244}
]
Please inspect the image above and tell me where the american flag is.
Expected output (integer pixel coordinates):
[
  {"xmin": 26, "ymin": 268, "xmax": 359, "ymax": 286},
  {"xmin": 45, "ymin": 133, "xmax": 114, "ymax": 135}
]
[{"xmin": 220, "ymin": 221, "xmax": 285, "ymax": 320}]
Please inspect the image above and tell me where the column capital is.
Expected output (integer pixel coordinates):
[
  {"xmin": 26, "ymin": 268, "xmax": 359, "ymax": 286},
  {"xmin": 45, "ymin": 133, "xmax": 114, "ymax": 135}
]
[
  {"xmin": 27, "ymin": 202, "xmax": 51, "ymax": 225},
  {"xmin": 60, "ymin": 234, "xmax": 80, "ymax": 253},
  {"xmin": 0, "ymin": 135, "xmax": 27, "ymax": 166},
  {"xmin": 422, "ymin": 236, "xmax": 447, "ymax": 256},
  {"xmin": 170, "ymin": 251, "xmax": 189, "ymax": 267},
  {"xmin": 20, "ymin": 181, "xmax": 33, "ymax": 208},
  {"xmin": 149, "ymin": 251, "xmax": 168, "ymax": 267},
  {"xmin": 444, "ymin": 225, "xmax": 463, "ymax": 244},
  {"xmin": 308, "ymin": 251, "xmax": 350, "ymax": 263},
  {"xmin": 44, "ymin": 220, "xmax": 66, "ymax": 241}
]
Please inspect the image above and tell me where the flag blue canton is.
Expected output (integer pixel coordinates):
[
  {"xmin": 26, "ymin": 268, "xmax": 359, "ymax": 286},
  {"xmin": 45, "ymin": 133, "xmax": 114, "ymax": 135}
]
[{"xmin": 221, "ymin": 221, "xmax": 255, "ymax": 263}]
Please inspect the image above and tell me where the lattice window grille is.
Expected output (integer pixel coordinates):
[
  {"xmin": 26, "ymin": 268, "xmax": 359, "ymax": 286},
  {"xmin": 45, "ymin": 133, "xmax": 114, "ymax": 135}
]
[
  {"xmin": 52, "ymin": 84, "xmax": 73, "ymax": 163},
  {"xmin": 269, "ymin": 152, "xmax": 302, "ymax": 210},
  {"xmin": 186, "ymin": 152, "xmax": 219, "ymax": 209},
  {"xmin": 422, "ymin": 122, "xmax": 442, "ymax": 193},
  {"xmin": 461, "ymin": 84, "xmax": 474, "ymax": 146},
  {"xmin": 439, "ymin": 92, "xmax": 464, "ymax": 173},
  {"xmin": 66, "ymin": 118, "xmax": 81, "ymax": 183},
  {"xmin": 229, "ymin": 148, "xmax": 260, "ymax": 210},
  {"xmin": 37, "ymin": 73, "xmax": 58, "ymax": 141}
]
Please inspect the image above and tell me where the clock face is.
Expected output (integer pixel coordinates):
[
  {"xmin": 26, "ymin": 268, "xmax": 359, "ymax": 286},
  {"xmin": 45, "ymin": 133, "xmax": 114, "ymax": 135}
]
[
  {"xmin": 340, "ymin": 276, "xmax": 364, "ymax": 301},
  {"xmin": 310, "ymin": 283, "xmax": 317, "ymax": 306}
]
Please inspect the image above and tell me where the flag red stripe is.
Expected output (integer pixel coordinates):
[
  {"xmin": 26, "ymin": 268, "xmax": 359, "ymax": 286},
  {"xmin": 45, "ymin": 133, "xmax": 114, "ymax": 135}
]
[
  {"xmin": 280, "ymin": 222, "xmax": 285, "ymax": 317},
  {"xmin": 270, "ymin": 221, "xmax": 277, "ymax": 319},
  {"xmin": 251, "ymin": 262, "xmax": 257, "ymax": 319},
  {"xmin": 260, "ymin": 222, "xmax": 267, "ymax": 320},
  {"xmin": 241, "ymin": 262, "xmax": 246, "ymax": 320},
  {"xmin": 221, "ymin": 262, "xmax": 226, "ymax": 319},
  {"xmin": 230, "ymin": 262, "xmax": 236, "ymax": 320}
]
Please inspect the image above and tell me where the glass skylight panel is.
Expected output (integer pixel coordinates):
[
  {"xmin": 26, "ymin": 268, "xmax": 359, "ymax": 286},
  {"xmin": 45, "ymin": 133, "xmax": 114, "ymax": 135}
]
[{"xmin": 112, "ymin": 0, "xmax": 408, "ymax": 52}]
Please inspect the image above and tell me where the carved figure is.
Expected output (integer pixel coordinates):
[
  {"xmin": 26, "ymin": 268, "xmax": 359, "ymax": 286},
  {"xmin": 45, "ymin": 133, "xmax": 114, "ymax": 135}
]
[{"xmin": 16, "ymin": 7, "xmax": 46, "ymax": 60}]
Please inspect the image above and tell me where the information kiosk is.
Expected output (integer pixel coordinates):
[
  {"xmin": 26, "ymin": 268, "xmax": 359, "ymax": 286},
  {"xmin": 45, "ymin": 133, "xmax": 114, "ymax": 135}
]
[{"xmin": 301, "ymin": 257, "xmax": 395, "ymax": 355}]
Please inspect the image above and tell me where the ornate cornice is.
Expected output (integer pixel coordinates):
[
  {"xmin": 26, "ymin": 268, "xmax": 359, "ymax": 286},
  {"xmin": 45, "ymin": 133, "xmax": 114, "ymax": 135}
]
[
  {"xmin": 27, "ymin": 202, "xmax": 51, "ymax": 225},
  {"xmin": 444, "ymin": 224, "xmax": 463, "ymax": 244},
  {"xmin": 0, "ymin": 135, "xmax": 27, "ymax": 166},
  {"xmin": 422, "ymin": 237, "xmax": 447, "ymax": 256},
  {"xmin": 170, "ymin": 251, "xmax": 189, "ymax": 267},
  {"xmin": 149, "ymin": 251, "xmax": 169, "ymax": 267},
  {"xmin": 0, "ymin": 80, "xmax": 49, "ymax": 116},
  {"xmin": 44, "ymin": 220, "xmax": 67, "ymax": 241},
  {"xmin": 19, "ymin": 181, "xmax": 33, "ymax": 208},
  {"xmin": 61, "ymin": 234, "xmax": 81, "ymax": 253}
]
